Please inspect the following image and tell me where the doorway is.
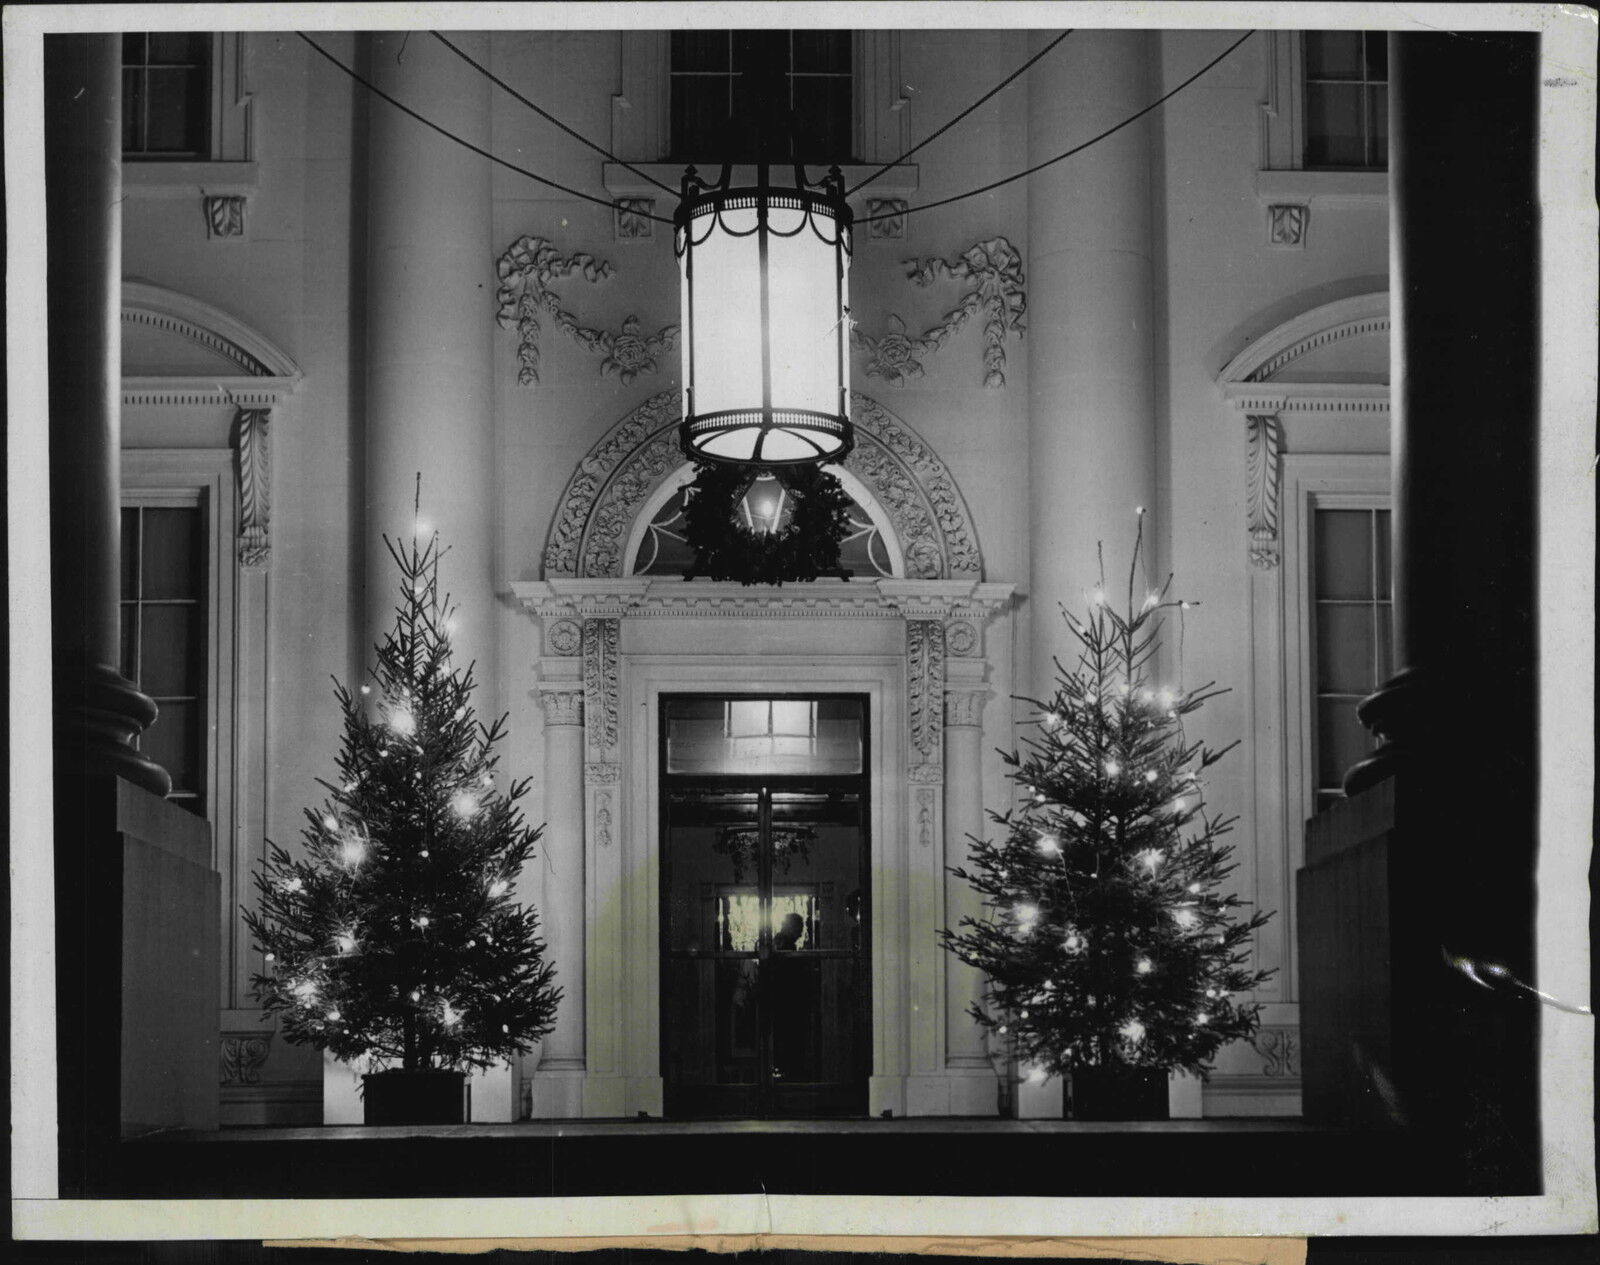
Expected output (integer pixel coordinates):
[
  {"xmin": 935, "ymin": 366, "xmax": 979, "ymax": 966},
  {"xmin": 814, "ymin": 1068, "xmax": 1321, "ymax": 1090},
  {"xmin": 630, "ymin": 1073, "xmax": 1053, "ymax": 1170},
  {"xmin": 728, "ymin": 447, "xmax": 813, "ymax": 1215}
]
[{"xmin": 659, "ymin": 695, "xmax": 871, "ymax": 1118}]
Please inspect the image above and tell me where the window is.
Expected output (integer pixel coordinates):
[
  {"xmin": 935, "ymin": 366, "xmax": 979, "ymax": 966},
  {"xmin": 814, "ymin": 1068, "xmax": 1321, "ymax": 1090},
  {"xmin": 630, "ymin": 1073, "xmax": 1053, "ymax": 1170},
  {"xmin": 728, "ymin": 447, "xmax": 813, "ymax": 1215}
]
[
  {"xmin": 1309, "ymin": 506, "xmax": 1393, "ymax": 809},
  {"xmin": 1303, "ymin": 31, "xmax": 1388, "ymax": 169},
  {"xmin": 670, "ymin": 31, "xmax": 853, "ymax": 162},
  {"xmin": 122, "ymin": 32, "xmax": 212, "ymax": 159},
  {"xmin": 120, "ymin": 498, "xmax": 209, "ymax": 814}
]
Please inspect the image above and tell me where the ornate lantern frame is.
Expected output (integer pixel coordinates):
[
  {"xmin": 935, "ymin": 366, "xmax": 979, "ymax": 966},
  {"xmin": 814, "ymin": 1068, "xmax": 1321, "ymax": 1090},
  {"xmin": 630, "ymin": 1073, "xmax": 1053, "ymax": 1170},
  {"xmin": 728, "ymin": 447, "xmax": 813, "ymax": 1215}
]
[{"xmin": 675, "ymin": 161, "xmax": 855, "ymax": 467}]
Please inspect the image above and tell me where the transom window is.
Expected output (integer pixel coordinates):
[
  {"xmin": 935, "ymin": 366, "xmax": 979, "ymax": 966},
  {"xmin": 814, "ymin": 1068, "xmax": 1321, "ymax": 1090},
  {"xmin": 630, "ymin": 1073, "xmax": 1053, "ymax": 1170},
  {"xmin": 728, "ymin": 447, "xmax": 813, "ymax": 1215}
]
[
  {"xmin": 1303, "ymin": 31, "xmax": 1388, "ymax": 170},
  {"xmin": 669, "ymin": 30, "xmax": 853, "ymax": 162},
  {"xmin": 121, "ymin": 502, "xmax": 208, "ymax": 814},
  {"xmin": 122, "ymin": 33, "xmax": 212, "ymax": 159},
  {"xmin": 1310, "ymin": 507, "xmax": 1393, "ymax": 809}
]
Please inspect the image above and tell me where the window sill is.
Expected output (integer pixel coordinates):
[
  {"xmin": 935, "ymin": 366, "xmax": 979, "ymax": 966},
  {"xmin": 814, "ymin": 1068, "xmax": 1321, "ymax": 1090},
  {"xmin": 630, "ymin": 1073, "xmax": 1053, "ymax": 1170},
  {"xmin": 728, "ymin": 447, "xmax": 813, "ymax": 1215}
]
[
  {"xmin": 123, "ymin": 161, "xmax": 259, "ymax": 198},
  {"xmin": 1255, "ymin": 169, "xmax": 1388, "ymax": 207}
]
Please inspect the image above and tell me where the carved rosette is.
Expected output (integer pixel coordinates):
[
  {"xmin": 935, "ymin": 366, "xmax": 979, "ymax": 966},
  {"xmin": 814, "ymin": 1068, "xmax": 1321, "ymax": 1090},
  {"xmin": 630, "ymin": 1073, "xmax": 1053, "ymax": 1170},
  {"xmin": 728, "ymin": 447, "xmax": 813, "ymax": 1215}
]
[
  {"xmin": 219, "ymin": 1033, "xmax": 271, "ymax": 1085},
  {"xmin": 233, "ymin": 406, "xmax": 271, "ymax": 567},
  {"xmin": 537, "ymin": 686, "xmax": 583, "ymax": 728},
  {"xmin": 545, "ymin": 618, "xmax": 582, "ymax": 656},
  {"xmin": 906, "ymin": 619, "xmax": 946, "ymax": 776},
  {"xmin": 1246, "ymin": 413, "xmax": 1284, "ymax": 569},
  {"xmin": 541, "ymin": 390, "xmax": 983, "ymax": 583},
  {"xmin": 581, "ymin": 618, "xmax": 620, "ymax": 760},
  {"xmin": 945, "ymin": 619, "xmax": 979, "ymax": 656}
]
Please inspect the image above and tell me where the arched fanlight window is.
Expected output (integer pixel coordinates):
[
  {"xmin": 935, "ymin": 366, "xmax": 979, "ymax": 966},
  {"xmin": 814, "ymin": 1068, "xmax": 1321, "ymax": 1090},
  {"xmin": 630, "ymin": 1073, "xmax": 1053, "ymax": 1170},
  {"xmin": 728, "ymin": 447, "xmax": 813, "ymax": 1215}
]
[{"xmin": 675, "ymin": 161, "xmax": 854, "ymax": 466}]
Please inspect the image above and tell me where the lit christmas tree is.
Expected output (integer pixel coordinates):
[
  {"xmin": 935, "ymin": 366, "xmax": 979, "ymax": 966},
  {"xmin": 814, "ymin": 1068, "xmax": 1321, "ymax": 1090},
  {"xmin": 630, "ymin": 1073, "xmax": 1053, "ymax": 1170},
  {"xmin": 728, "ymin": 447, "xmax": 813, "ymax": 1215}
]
[
  {"xmin": 245, "ymin": 513, "xmax": 561, "ymax": 1079},
  {"xmin": 942, "ymin": 518, "xmax": 1271, "ymax": 1107}
]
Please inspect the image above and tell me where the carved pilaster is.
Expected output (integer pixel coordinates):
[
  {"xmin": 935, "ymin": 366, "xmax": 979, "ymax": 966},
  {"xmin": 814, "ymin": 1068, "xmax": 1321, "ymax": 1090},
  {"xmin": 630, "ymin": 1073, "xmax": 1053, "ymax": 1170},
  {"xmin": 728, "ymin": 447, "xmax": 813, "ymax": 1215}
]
[
  {"xmin": 906, "ymin": 618, "xmax": 946, "ymax": 771},
  {"xmin": 233, "ymin": 406, "xmax": 271, "ymax": 567},
  {"xmin": 944, "ymin": 686, "xmax": 989, "ymax": 729},
  {"xmin": 582, "ymin": 618, "xmax": 620, "ymax": 759},
  {"xmin": 584, "ymin": 761, "xmax": 620, "ymax": 784},
  {"xmin": 537, "ymin": 686, "xmax": 583, "ymax": 727},
  {"xmin": 1246, "ymin": 413, "xmax": 1284, "ymax": 568}
]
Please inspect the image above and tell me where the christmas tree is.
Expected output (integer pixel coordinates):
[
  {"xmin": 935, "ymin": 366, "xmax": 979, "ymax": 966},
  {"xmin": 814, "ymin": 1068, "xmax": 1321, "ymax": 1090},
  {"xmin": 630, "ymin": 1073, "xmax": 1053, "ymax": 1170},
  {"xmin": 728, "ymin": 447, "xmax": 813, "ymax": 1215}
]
[
  {"xmin": 942, "ymin": 519, "xmax": 1271, "ymax": 1085},
  {"xmin": 245, "ymin": 512, "xmax": 561, "ymax": 1074}
]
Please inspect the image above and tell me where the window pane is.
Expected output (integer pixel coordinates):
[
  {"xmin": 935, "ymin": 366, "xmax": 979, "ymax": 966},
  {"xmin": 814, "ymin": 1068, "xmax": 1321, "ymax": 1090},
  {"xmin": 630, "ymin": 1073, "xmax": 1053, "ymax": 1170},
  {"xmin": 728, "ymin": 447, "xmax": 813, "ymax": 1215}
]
[
  {"xmin": 122, "ymin": 67, "xmax": 146, "ymax": 150},
  {"xmin": 792, "ymin": 30, "xmax": 850, "ymax": 73},
  {"xmin": 141, "ymin": 507, "xmax": 200, "ymax": 599},
  {"xmin": 1306, "ymin": 82, "xmax": 1365, "ymax": 167},
  {"xmin": 1377, "ymin": 603, "xmax": 1394, "ymax": 681},
  {"xmin": 1364, "ymin": 31, "xmax": 1389, "ymax": 80},
  {"xmin": 1317, "ymin": 697, "xmax": 1368, "ymax": 791},
  {"xmin": 667, "ymin": 697, "xmax": 862, "ymax": 775},
  {"xmin": 672, "ymin": 77, "xmax": 733, "ymax": 158},
  {"xmin": 791, "ymin": 76, "xmax": 852, "ymax": 161},
  {"xmin": 1305, "ymin": 31, "xmax": 1363, "ymax": 80},
  {"xmin": 121, "ymin": 507, "xmax": 140, "ymax": 597},
  {"xmin": 144, "ymin": 699, "xmax": 202, "ymax": 800},
  {"xmin": 1368, "ymin": 84, "xmax": 1389, "ymax": 167},
  {"xmin": 120, "ymin": 605, "xmax": 138, "ymax": 682},
  {"xmin": 1314, "ymin": 509, "xmax": 1373, "ymax": 600},
  {"xmin": 672, "ymin": 31, "xmax": 729, "ymax": 72},
  {"xmin": 1316, "ymin": 603, "xmax": 1376, "ymax": 693},
  {"xmin": 123, "ymin": 33, "xmax": 148, "ymax": 62},
  {"xmin": 148, "ymin": 33, "xmax": 209, "ymax": 65},
  {"xmin": 140, "ymin": 603, "xmax": 202, "ymax": 697},
  {"xmin": 1374, "ymin": 509, "xmax": 1392, "ymax": 596},
  {"xmin": 143, "ymin": 67, "xmax": 207, "ymax": 154}
]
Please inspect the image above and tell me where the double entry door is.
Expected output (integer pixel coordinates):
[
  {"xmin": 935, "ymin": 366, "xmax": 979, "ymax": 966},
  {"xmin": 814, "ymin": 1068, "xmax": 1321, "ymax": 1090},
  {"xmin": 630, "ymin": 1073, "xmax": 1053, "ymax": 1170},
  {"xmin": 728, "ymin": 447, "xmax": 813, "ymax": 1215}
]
[{"xmin": 659, "ymin": 695, "xmax": 870, "ymax": 1118}]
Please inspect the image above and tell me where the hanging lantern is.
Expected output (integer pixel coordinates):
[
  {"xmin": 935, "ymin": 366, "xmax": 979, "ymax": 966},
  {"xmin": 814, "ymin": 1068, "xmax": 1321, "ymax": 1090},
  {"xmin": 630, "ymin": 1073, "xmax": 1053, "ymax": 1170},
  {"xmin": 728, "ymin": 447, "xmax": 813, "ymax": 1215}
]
[{"xmin": 676, "ymin": 162, "xmax": 854, "ymax": 466}]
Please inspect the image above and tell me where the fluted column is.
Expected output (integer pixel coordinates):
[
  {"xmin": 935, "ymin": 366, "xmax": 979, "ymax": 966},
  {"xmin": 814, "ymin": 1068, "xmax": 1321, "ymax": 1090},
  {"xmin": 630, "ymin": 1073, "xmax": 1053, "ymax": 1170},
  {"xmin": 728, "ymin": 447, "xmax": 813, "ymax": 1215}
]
[
  {"xmin": 1026, "ymin": 29, "xmax": 1159, "ymax": 697},
  {"xmin": 364, "ymin": 32, "xmax": 496, "ymax": 690},
  {"xmin": 942, "ymin": 678, "xmax": 990, "ymax": 1071},
  {"xmin": 535, "ymin": 678, "xmax": 586, "ymax": 1076},
  {"xmin": 46, "ymin": 34, "xmax": 168, "ymax": 795}
]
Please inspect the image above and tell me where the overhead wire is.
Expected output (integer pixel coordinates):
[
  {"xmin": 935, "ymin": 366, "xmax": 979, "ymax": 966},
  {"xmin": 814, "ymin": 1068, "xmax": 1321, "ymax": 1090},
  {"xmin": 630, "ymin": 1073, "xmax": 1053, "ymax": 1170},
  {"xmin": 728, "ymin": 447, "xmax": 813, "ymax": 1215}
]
[
  {"xmin": 429, "ymin": 31, "xmax": 680, "ymax": 198},
  {"xmin": 845, "ymin": 29, "xmax": 1074, "ymax": 197},
  {"xmin": 296, "ymin": 31, "xmax": 676, "ymax": 225},
  {"xmin": 855, "ymin": 29, "xmax": 1257, "ymax": 225}
]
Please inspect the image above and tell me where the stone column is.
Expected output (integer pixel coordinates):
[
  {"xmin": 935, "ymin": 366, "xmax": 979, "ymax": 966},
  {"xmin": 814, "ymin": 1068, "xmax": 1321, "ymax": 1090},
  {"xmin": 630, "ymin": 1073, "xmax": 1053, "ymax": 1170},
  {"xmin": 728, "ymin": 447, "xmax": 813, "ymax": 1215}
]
[
  {"xmin": 942, "ymin": 674, "xmax": 990, "ymax": 1082},
  {"xmin": 1025, "ymin": 29, "xmax": 1159, "ymax": 697},
  {"xmin": 364, "ymin": 32, "xmax": 496, "ymax": 689},
  {"xmin": 46, "ymin": 34, "xmax": 168, "ymax": 795},
  {"xmin": 531, "ymin": 650, "xmax": 586, "ymax": 1118}
]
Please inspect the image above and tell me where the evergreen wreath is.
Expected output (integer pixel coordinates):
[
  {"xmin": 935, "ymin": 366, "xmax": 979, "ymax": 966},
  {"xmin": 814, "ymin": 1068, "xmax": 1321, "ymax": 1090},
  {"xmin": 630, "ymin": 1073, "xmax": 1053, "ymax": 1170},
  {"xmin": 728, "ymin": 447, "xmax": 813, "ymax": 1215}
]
[{"xmin": 681, "ymin": 462, "xmax": 855, "ymax": 586}]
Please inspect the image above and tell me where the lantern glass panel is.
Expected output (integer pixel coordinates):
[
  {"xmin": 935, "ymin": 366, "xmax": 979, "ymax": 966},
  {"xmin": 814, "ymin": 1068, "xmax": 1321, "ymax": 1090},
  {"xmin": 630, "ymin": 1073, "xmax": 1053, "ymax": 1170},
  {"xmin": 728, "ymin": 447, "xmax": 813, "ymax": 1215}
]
[
  {"xmin": 685, "ymin": 206, "xmax": 763, "ymax": 418},
  {"xmin": 767, "ymin": 210, "xmax": 842, "ymax": 417}
]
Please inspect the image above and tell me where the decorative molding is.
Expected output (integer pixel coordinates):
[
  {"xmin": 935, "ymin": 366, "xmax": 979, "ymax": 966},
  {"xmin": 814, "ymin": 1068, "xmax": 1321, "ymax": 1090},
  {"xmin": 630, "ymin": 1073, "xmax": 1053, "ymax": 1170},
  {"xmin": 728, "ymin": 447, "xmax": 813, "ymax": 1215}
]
[
  {"xmin": 1246, "ymin": 413, "xmax": 1284, "ymax": 569},
  {"xmin": 907, "ymin": 762, "xmax": 944, "ymax": 785},
  {"xmin": 865, "ymin": 198, "xmax": 908, "ymax": 240},
  {"xmin": 615, "ymin": 198, "xmax": 655, "ymax": 240},
  {"xmin": 516, "ymin": 577, "xmax": 1015, "ymax": 622},
  {"xmin": 907, "ymin": 619, "xmax": 946, "ymax": 768},
  {"xmin": 1216, "ymin": 292, "xmax": 1389, "ymax": 388},
  {"xmin": 122, "ymin": 280, "xmax": 301, "ymax": 380},
  {"xmin": 540, "ymin": 391, "xmax": 983, "ymax": 582},
  {"xmin": 585, "ymin": 761, "xmax": 621, "ymax": 785},
  {"xmin": 854, "ymin": 237, "xmax": 1026, "ymax": 389},
  {"xmin": 916, "ymin": 788, "xmax": 935, "ymax": 848},
  {"xmin": 494, "ymin": 234, "xmax": 677, "ymax": 385},
  {"xmin": 546, "ymin": 619, "xmax": 582, "ymax": 656},
  {"xmin": 593, "ymin": 791, "xmax": 615, "ymax": 849},
  {"xmin": 945, "ymin": 619, "xmax": 979, "ymax": 657},
  {"xmin": 220, "ymin": 1033, "xmax": 271, "ymax": 1085},
  {"xmin": 1267, "ymin": 204, "xmax": 1307, "ymax": 248},
  {"xmin": 582, "ymin": 618, "xmax": 620, "ymax": 757},
  {"xmin": 538, "ymin": 687, "xmax": 583, "ymax": 727},
  {"xmin": 944, "ymin": 687, "xmax": 988, "ymax": 729},
  {"xmin": 232, "ymin": 407, "xmax": 271, "ymax": 567},
  {"xmin": 204, "ymin": 193, "xmax": 247, "ymax": 239},
  {"xmin": 1253, "ymin": 1025, "xmax": 1300, "ymax": 1077}
]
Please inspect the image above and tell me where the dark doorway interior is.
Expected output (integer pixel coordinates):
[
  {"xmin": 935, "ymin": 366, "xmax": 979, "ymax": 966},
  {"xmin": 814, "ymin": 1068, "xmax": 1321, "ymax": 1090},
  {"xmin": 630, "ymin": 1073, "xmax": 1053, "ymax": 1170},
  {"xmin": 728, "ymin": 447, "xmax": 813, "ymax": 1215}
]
[{"xmin": 660, "ymin": 695, "xmax": 871, "ymax": 1118}]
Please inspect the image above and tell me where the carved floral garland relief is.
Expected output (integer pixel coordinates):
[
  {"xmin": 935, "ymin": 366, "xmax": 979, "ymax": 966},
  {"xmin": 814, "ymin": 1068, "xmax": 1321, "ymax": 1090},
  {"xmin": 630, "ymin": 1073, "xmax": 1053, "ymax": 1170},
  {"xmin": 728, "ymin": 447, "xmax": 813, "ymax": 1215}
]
[
  {"xmin": 852, "ymin": 236, "xmax": 1027, "ymax": 389},
  {"xmin": 541, "ymin": 391, "xmax": 983, "ymax": 583},
  {"xmin": 495, "ymin": 235, "xmax": 679, "ymax": 386}
]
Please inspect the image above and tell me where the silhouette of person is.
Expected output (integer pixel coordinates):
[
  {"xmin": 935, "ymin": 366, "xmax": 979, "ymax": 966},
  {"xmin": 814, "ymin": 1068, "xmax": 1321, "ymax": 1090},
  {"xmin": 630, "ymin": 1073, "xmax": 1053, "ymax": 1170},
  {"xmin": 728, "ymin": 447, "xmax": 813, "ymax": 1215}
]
[
  {"xmin": 768, "ymin": 911, "xmax": 814, "ymax": 1082},
  {"xmin": 773, "ymin": 911, "xmax": 805, "ymax": 952}
]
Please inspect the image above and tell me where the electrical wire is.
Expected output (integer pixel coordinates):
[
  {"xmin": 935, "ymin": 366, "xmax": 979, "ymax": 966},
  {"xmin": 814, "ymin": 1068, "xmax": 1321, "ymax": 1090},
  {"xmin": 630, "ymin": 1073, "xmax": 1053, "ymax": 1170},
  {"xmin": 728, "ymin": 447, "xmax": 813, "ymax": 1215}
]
[
  {"xmin": 296, "ymin": 32, "xmax": 675, "ymax": 225},
  {"xmin": 846, "ymin": 30, "xmax": 1074, "ymax": 197},
  {"xmin": 430, "ymin": 31, "xmax": 680, "ymax": 198},
  {"xmin": 855, "ymin": 29, "xmax": 1257, "ymax": 226}
]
